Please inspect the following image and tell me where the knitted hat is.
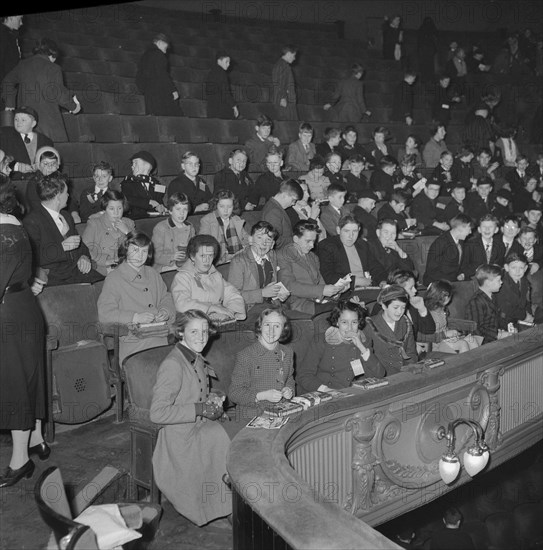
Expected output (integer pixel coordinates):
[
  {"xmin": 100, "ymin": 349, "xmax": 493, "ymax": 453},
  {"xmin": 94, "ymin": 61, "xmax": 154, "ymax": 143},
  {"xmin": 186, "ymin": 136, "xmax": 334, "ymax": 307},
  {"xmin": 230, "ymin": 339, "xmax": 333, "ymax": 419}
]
[{"xmin": 377, "ymin": 284, "xmax": 408, "ymax": 305}]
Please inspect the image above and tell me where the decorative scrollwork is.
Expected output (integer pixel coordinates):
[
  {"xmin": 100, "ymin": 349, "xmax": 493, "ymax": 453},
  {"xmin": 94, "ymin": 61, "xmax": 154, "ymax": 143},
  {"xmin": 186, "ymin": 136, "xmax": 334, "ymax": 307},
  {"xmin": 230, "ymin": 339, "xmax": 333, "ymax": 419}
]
[{"xmin": 477, "ymin": 369, "xmax": 503, "ymax": 450}]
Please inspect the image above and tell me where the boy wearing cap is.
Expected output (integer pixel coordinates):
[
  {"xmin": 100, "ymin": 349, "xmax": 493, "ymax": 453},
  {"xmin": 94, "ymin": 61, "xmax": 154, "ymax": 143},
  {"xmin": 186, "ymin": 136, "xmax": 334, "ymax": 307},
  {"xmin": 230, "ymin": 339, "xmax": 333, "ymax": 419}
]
[
  {"xmin": 0, "ymin": 106, "xmax": 53, "ymax": 177},
  {"xmin": 205, "ymin": 52, "xmax": 238, "ymax": 119},
  {"xmin": 352, "ymin": 189, "xmax": 379, "ymax": 239},
  {"xmin": 136, "ymin": 33, "xmax": 181, "ymax": 116},
  {"xmin": 492, "ymin": 188, "xmax": 512, "ymax": 222},
  {"xmin": 121, "ymin": 151, "xmax": 167, "ymax": 219}
]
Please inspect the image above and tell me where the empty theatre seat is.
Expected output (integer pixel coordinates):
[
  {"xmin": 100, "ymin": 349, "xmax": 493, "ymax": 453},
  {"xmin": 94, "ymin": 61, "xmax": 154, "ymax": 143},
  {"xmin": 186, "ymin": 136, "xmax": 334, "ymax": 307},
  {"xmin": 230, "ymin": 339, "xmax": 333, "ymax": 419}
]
[
  {"xmin": 55, "ymin": 143, "xmax": 95, "ymax": 179},
  {"xmin": 178, "ymin": 99, "xmax": 207, "ymax": 118},
  {"xmin": 120, "ymin": 116, "xmax": 162, "ymax": 143},
  {"xmin": 156, "ymin": 117, "xmax": 208, "ymax": 143}
]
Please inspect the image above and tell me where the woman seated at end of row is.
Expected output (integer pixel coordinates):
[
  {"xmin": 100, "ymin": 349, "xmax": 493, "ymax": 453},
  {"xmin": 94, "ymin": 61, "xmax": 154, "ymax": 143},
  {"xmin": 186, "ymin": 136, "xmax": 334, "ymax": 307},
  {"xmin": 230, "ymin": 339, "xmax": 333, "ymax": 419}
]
[
  {"xmin": 171, "ymin": 234, "xmax": 246, "ymax": 323},
  {"xmin": 97, "ymin": 231, "xmax": 176, "ymax": 364}
]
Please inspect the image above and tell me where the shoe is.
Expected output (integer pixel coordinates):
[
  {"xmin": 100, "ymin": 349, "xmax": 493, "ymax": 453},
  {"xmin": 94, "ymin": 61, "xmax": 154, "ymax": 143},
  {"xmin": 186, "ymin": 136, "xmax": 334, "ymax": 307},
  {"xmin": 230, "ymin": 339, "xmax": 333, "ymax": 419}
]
[
  {"xmin": 0, "ymin": 459, "xmax": 35, "ymax": 488},
  {"xmin": 29, "ymin": 442, "xmax": 51, "ymax": 461}
]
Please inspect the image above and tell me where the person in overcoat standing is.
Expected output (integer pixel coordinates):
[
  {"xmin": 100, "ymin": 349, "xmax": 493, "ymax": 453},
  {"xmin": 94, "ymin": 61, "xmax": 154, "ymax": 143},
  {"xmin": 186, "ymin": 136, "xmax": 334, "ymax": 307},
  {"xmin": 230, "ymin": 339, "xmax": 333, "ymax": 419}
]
[
  {"xmin": 136, "ymin": 33, "xmax": 181, "ymax": 116},
  {"xmin": 2, "ymin": 38, "xmax": 80, "ymax": 142}
]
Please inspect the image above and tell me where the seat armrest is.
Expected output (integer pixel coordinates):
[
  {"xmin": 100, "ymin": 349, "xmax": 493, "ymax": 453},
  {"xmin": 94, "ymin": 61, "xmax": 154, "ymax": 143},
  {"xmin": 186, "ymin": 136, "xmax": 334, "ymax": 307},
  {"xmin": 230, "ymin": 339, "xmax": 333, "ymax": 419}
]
[
  {"xmin": 99, "ymin": 323, "xmax": 129, "ymax": 338},
  {"xmin": 448, "ymin": 317, "xmax": 477, "ymax": 332},
  {"xmin": 46, "ymin": 336, "xmax": 58, "ymax": 351}
]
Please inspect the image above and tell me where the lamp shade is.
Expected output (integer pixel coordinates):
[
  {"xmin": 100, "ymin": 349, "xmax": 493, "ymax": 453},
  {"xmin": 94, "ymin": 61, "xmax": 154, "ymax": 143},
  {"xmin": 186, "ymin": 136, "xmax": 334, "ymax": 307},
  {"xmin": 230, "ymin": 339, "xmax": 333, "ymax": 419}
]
[
  {"xmin": 439, "ymin": 454, "xmax": 461, "ymax": 484},
  {"xmin": 463, "ymin": 447, "xmax": 490, "ymax": 477}
]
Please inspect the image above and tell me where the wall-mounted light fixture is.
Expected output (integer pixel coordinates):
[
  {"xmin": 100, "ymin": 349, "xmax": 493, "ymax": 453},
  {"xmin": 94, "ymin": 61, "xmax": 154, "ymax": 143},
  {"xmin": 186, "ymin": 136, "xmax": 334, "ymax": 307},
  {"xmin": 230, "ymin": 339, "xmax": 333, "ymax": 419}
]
[{"xmin": 436, "ymin": 419, "xmax": 490, "ymax": 484}]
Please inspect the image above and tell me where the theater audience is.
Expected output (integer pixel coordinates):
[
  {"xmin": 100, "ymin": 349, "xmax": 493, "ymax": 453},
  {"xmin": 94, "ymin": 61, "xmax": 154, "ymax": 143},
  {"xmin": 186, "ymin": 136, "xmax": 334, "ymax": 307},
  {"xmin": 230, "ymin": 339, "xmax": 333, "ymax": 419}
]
[
  {"xmin": 78, "ymin": 161, "xmax": 115, "ymax": 223},
  {"xmin": 317, "ymin": 214, "xmax": 387, "ymax": 291},
  {"xmin": 244, "ymin": 114, "xmax": 281, "ymax": 171},
  {"xmin": 424, "ymin": 214, "xmax": 472, "ymax": 285},
  {"xmin": 167, "ymin": 152, "xmax": 212, "ymax": 214},
  {"xmin": 337, "ymin": 126, "xmax": 369, "ymax": 166},
  {"xmin": 213, "ymin": 149, "xmax": 256, "ymax": 212},
  {"xmin": 368, "ymin": 219, "xmax": 415, "ymax": 274},
  {"xmin": 278, "ymin": 219, "xmax": 349, "ymax": 315},
  {"xmin": 410, "ymin": 180, "xmax": 449, "ymax": 235},
  {"xmin": 315, "ymin": 127, "xmax": 341, "ymax": 159},
  {"xmin": 151, "ymin": 192, "xmax": 195, "ymax": 272},
  {"xmin": 261, "ymin": 178, "xmax": 303, "ymax": 250},
  {"xmin": 428, "ymin": 507, "xmax": 476, "ymax": 550},
  {"xmin": 442, "ymin": 182, "xmax": 467, "ymax": 223},
  {"xmin": 121, "ymin": 150, "xmax": 167, "ymax": 219},
  {"xmin": 465, "ymin": 263, "xmax": 510, "ymax": 344},
  {"xmin": 397, "ymin": 135, "xmax": 423, "ymax": 168},
  {"xmin": 429, "ymin": 151, "xmax": 454, "ymax": 193},
  {"xmin": 363, "ymin": 285, "xmax": 418, "ymax": 375},
  {"xmin": 501, "ymin": 215, "xmax": 524, "ymax": 257},
  {"xmin": 473, "ymin": 147, "xmax": 499, "ymax": 184},
  {"xmin": 496, "ymin": 252, "xmax": 540, "ymax": 326},
  {"xmin": 299, "ymin": 155, "xmax": 330, "ymax": 201},
  {"xmin": 298, "ymin": 300, "xmax": 384, "ymax": 394},
  {"xmin": 344, "ymin": 154, "xmax": 369, "ymax": 203},
  {"xmin": 227, "ymin": 221, "xmax": 289, "ymax": 323},
  {"xmin": 367, "ymin": 126, "xmax": 392, "ymax": 169},
  {"xmin": 0, "ymin": 107, "xmax": 52, "ymax": 179},
  {"xmin": 370, "ymin": 155, "xmax": 400, "ymax": 201},
  {"xmin": 198, "ymin": 189, "xmax": 249, "ymax": 265},
  {"xmin": 23, "ymin": 172, "xmax": 103, "ymax": 286},
  {"xmin": 319, "ymin": 182, "xmax": 348, "ymax": 237},
  {"xmin": 229, "ymin": 307, "xmax": 294, "ymax": 417},
  {"xmin": 150, "ymin": 310, "xmax": 231, "ymax": 526},
  {"xmin": 97, "ymin": 231, "xmax": 175, "ymax": 363},
  {"xmin": 352, "ymin": 189, "xmax": 379, "ymax": 239},
  {"xmin": 251, "ymin": 150, "xmax": 285, "ymax": 208},
  {"xmin": 24, "ymin": 146, "xmax": 61, "ymax": 211},
  {"xmin": 423, "ymin": 280, "xmax": 480, "ymax": 353},
  {"xmin": 286, "ymin": 180, "xmax": 326, "ymax": 240},
  {"xmin": 461, "ymin": 214, "xmax": 505, "ymax": 279},
  {"xmin": 465, "ymin": 177, "xmax": 495, "ymax": 223},
  {"xmin": 378, "ymin": 191, "xmax": 415, "ymax": 232},
  {"xmin": 286, "ymin": 122, "xmax": 316, "ymax": 172},
  {"xmin": 171, "ymin": 234, "xmax": 246, "ymax": 322},
  {"xmin": 82, "ymin": 190, "xmax": 135, "ymax": 276},
  {"xmin": 422, "ymin": 124, "xmax": 448, "ymax": 168}
]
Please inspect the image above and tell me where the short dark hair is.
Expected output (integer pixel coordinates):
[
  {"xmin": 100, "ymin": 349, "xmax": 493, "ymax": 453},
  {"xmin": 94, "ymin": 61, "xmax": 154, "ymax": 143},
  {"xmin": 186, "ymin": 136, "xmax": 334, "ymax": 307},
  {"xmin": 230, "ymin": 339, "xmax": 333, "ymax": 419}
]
[
  {"xmin": 118, "ymin": 231, "xmax": 154, "ymax": 266},
  {"xmin": 279, "ymin": 178, "xmax": 303, "ymax": 200},
  {"xmin": 342, "ymin": 125, "xmax": 357, "ymax": 136},
  {"xmin": 209, "ymin": 188, "xmax": 240, "ymax": 213},
  {"xmin": 479, "ymin": 213, "xmax": 499, "ymax": 225},
  {"xmin": 377, "ymin": 218, "xmax": 398, "ymax": 230},
  {"xmin": 450, "ymin": 213, "xmax": 472, "ymax": 228},
  {"xmin": 431, "ymin": 123, "xmax": 446, "ymax": 136},
  {"xmin": 324, "ymin": 127, "xmax": 341, "ymax": 140},
  {"xmin": 390, "ymin": 190, "xmax": 409, "ymax": 204},
  {"xmin": 502, "ymin": 215, "xmax": 520, "ymax": 227},
  {"xmin": 386, "ymin": 268, "xmax": 416, "ymax": 286},
  {"xmin": 474, "ymin": 263, "xmax": 503, "ymax": 286},
  {"xmin": 476, "ymin": 177, "xmax": 493, "ymax": 187},
  {"xmin": 167, "ymin": 192, "xmax": 190, "ymax": 211},
  {"xmin": 380, "ymin": 155, "xmax": 398, "ymax": 169},
  {"xmin": 328, "ymin": 300, "xmax": 369, "ymax": 330},
  {"xmin": 250, "ymin": 220, "xmax": 278, "ymax": 239},
  {"xmin": 299, "ymin": 122, "xmax": 313, "ymax": 133},
  {"xmin": 443, "ymin": 507, "xmax": 463, "ymax": 526},
  {"xmin": 327, "ymin": 182, "xmax": 347, "ymax": 196},
  {"xmin": 504, "ymin": 251, "xmax": 528, "ymax": 265},
  {"xmin": 254, "ymin": 306, "xmax": 292, "ymax": 343},
  {"xmin": 37, "ymin": 172, "xmax": 68, "ymax": 202},
  {"xmin": 92, "ymin": 161, "xmax": 113, "ymax": 176},
  {"xmin": 0, "ymin": 179, "xmax": 18, "ymax": 215},
  {"xmin": 256, "ymin": 114, "xmax": 272, "ymax": 127},
  {"xmin": 348, "ymin": 154, "xmax": 365, "ymax": 165},
  {"xmin": 100, "ymin": 189, "xmax": 129, "ymax": 213},
  {"xmin": 309, "ymin": 155, "xmax": 325, "ymax": 170},
  {"xmin": 338, "ymin": 214, "xmax": 360, "ymax": 229},
  {"xmin": 293, "ymin": 219, "xmax": 320, "ymax": 237},
  {"xmin": 424, "ymin": 279, "xmax": 453, "ymax": 311},
  {"xmin": 186, "ymin": 234, "xmax": 220, "ymax": 260},
  {"xmin": 33, "ymin": 38, "xmax": 59, "ymax": 57},
  {"xmin": 281, "ymin": 44, "xmax": 297, "ymax": 55}
]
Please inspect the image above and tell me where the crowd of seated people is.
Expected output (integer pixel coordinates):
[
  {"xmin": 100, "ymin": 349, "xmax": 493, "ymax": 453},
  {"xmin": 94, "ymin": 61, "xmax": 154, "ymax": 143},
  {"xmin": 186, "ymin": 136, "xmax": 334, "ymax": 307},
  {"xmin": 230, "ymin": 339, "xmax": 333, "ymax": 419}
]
[{"xmin": 2, "ymin": 14, "xmax": 543, "ymax": 532}]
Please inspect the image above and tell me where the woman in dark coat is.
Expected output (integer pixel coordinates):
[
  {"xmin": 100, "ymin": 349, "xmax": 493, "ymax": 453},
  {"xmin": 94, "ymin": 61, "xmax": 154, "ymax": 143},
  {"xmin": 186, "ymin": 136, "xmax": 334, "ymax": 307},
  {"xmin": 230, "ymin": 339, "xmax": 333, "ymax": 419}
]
[
  {"xmin": 0, "ymin": 180, "xmax": 47, "ymax": 488},
  {"xmin": 136, "ymin": 33, "xmax": 181, "ymax": 116},
  {"xmin": 323, "ymin": 63, "xmax": 370, "ymax": 122},
  {"xmin": 2, "ymin": 38, "xmax": 80, "ymax": 142}
]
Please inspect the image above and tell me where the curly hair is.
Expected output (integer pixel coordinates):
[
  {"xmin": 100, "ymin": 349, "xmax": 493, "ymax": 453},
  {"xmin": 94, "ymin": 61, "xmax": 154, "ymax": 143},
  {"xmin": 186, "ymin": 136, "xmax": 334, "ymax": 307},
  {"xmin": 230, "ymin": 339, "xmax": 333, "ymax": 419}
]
[
  {"xmin": 254, "ymin": 306, "xmax": 292, "ymax": 343},
  {"xmin": 208, "ymin": 188, "xmax": 240, "ymax": 213},
  {"xmin": 173, "ymin": 310, "xmax": 217, "ymax": 343},
  {"xmin": 327, "ymin": 300, "xmax": 369, "ymax": 330}
]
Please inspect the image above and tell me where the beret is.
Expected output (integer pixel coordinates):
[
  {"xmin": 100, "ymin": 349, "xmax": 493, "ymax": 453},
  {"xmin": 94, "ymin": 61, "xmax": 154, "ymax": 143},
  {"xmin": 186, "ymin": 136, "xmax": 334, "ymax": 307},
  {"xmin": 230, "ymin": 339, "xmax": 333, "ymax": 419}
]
[
  {"xmin": 377, "ymin": 284, "xmax": 409, "ymax": 304},
  {"xmin": 130, "ymin": 150, "xmax": 157, "ymax": 170}
]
